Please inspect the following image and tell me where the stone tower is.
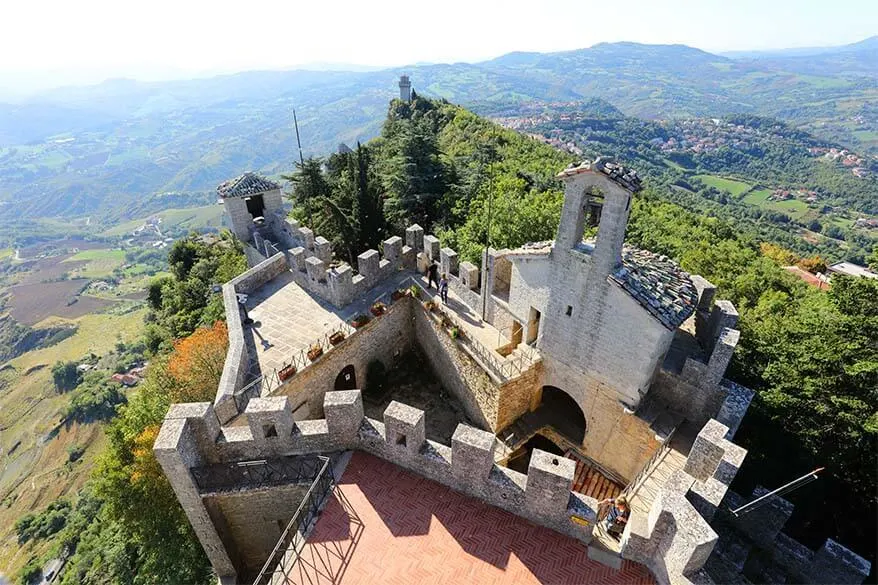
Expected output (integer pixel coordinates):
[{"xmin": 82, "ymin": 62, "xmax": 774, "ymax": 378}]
[
  {"xmin": 399, "ymin": 75, "xmax": 412, "ymax": 103},
  {"xmin": 217, "ymin": 172, "xmax": 283, "ymax": 243}
]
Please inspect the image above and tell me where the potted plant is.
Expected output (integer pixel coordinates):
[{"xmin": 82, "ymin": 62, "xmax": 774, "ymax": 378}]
[
  {"xmin": 423, "ymin": 299, "xmax": 435, "ymax": 311},
  {"xmin": 449, "ymin": 326, "xmax": 460, "ymax": 339},
  {"xmin": 391, "ymin": 288, "xmax": 408, "ymax": 302},
  {"xmin": 329, "ymin": 330, "xmax": 346, "ymax": 346},
  {"xmin": 441, "ymin": 314, "xmax": 452, "ymax": 328},
  {"xmin": 278, "ymin": 363, "xmax": 297, "ymax": 382},
  {"xmin": 307, "ymin": 344, "xmax": 323, "ymax": 362},
  {"xmin": 351, "ymin": 314, "xmax": 370, "ymax": 328},
  {"xmin": 370, "ymin": 301, "xmax": 386, "ymax": 317},
  {"xmin": 409, "ymin": 285, "xmax": 421, "ymax": 299}
]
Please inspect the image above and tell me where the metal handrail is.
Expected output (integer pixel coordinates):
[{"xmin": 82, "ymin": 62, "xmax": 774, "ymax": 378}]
[
  {"xmin": 429, "ymin": 303, "xmax": 532, "ymax": 382},
  {"xmin": 192, "ymin": 455, "xmax": 327, "ymax": 493},
  {"xmin": 621, "ymin": 426, "xmax": 677, "ymax": 498},
  {"xmin": 252, "ymin": 456, "xmax": 333, "ymax": 584}
]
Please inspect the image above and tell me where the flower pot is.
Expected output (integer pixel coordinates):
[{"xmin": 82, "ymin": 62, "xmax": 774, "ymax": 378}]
[
  {"xmin": 370, "ymin": 304, "xmax": 386, "ymax": 317},
  {"xmin": 307, "ymin": 346, "xmax": 324, "ymax": 362},
  {"xmin": 329, "ymin": 331, "xmax": 346, "ymax": 346},
  {"xmin": 278, "ymin": 364, "xmax": 297, "ymax": 382},
  {"xmin": 391, "ymin": 290, "xmax": 406, "ymax": 302},
  {"xmin": 351, "ymin": 314, "xmax": 370, "ymax": 329}
]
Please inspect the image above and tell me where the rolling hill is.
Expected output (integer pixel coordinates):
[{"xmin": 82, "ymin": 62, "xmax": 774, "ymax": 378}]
[{"xmin": 0, "ymin": 39, "xmax": 874, "ymax": 232}]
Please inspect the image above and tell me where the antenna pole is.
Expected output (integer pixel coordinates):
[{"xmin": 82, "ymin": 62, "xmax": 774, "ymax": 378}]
[
  {"xmin": 293, "ymin": 109, "xmax": 312, "ymax": 225},
  {"xmin": 730, "ymin": 468, "xmax": 824, "ymax": 517}
]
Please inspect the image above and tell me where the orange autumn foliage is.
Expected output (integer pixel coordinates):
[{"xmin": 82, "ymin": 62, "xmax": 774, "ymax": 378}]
[{"xmin": 167, "ymin": 320, "xmax": 229, "ymax": 403}]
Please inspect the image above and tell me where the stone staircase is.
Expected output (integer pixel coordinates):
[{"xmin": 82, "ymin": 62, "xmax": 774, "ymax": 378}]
[{"xmin": 626, "ymin": 423, "xmax": 694, "ymax": 517}]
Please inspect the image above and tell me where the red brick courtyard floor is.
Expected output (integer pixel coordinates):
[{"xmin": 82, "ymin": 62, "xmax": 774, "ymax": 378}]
[{"xmin": 286, "ymin": 452, "xmax": 655, "ymax": 585}]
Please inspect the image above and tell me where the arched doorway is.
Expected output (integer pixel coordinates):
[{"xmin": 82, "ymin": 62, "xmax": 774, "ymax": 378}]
[
  {"xmin": 506, "ymin": 434, "xmax": 565, "ymax": 474},
  {"xmin": 538, "ymin": 386, "xmax": 586, "ymax": 445},
  {"xmin": 334, "ymin": 364, "xmax": 357, "ymax": 391}
]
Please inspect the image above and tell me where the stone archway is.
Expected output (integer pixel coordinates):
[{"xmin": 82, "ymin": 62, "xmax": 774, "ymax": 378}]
[
  {"xmin": 334, "ymin": 364, "xmax": 357, "ymax": 391},
  {"xmin": 537, "ymin": 385, "xmax": 587, "ymax": 445}
]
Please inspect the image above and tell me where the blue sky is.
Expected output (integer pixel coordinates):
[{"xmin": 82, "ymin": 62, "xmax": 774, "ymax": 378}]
[{"xmin": 0, "ymin": 0, "xmax": 875, "ymax": 90}]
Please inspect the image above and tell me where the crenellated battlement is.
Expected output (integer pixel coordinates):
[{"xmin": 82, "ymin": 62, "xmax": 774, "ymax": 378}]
[{"xmin": 155, "ymin": 389, "xmax": 598, "ymax": 581}]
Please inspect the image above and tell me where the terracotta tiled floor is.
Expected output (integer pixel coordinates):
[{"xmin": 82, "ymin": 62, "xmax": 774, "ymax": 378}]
[{"xmin": 286, "ymin": 452, "xmax": 655, "ymax": 585}]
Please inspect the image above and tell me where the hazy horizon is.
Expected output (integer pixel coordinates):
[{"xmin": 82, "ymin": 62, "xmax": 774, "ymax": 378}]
[{"xmin": 1, "ymin": 0, "xmax": 876, "ymax": 97}]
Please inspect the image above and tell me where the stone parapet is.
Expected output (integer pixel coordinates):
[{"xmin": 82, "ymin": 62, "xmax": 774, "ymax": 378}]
[
  {"xmin": 155, "ymin": 390, "xmax": 599, "ymax": 582},
  {"xmin": 621, "ymin": 418, "xmax": 744, "ymax": 585},
  {"xmin": 716, "ymin": 487, "xmax": 871, "ymax": 584},
  {"xmin": 215, "ymin": 253, "xmax": 289, "ymax": 423}
]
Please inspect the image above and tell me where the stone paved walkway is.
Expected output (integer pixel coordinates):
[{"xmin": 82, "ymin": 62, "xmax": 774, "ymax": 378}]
[
  {"xmin": 244, "ymin": 269, "xmax": 413, "ymax": 379},
  {"xmin": 285, "ymin": 452, "xmax": 656, "ymax": 585},
  {"xmin": 245, "ymin": 271, "xmax": 345, "ymax": 378}
]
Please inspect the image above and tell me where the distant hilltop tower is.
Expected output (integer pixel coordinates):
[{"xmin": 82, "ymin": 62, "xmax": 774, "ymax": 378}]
[{"xmin": 399, "ymin": 74, "xmax": 412, "ymax": 103}]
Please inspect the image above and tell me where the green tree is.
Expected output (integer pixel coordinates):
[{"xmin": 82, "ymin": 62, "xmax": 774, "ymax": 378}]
[{"xmin": 51, "ymin": 361, "xmax": 80, "ymax": 393}]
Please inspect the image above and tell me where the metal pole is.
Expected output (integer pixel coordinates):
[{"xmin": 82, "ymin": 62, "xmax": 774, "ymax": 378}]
[
  {"xmin": 293, "ymin": 109, "xmax": 312, "ymax": 226},
  {"xmin": 730, "ymin": 467, "xmax": 824, "ymax": 517}
]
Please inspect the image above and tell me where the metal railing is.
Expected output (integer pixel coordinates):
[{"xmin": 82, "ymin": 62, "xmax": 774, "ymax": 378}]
[
  {"xmin": 427, "ymin": 301, "xmax": 537, "ymax": 383},
  {"xmin": 252, "ymin": 457, "xmax": 364, "ymax": 585},
  {"xmin": 191, "ymin": 455, "xmax": 328, "ymax": 494},
  {"xmin": 620, "ymin": 426, "xmax": 677, "ymax": 499},
  {"xmin": 253, "ymin": 231, "xmax": 282, "ymax": 259},
  {"xmin": 233, "ymin": 322, "xmax": 357, "ymax": 414}
]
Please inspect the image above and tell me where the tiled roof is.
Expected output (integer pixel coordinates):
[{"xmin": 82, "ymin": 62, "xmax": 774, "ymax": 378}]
[
  {"xmin": 609, "ymin": 246, "xmax": 698, "ymax": 330},
  {"xmin": 216, "ymin": 172, "xmax": 280, "ymax": 198},
  {"xmin": 556, "ymin": 157, "xmax": 643, "ymax": 193}
]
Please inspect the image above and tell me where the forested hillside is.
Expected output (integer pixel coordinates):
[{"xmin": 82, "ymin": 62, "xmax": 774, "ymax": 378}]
[
  {"xmin": 0, "ymin": 39, "xmax": 874, "ymax": 232},
  {"xmin": 502, "ymin": 102, "xmax": 878, "ymax": 264},
  {"xmin": 12, "ymin": 97, "xmax": 876, "ymax": 584}
]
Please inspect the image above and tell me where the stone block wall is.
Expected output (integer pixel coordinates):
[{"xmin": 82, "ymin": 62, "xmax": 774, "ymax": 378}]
[
  {"xmin": 203, "ymin": 484, "xmax": 309, "ymax": 575},
  {"xmin": 270, "ymin": 296, "xmax": 414, "ymax": 420},
  {"xmin": 265, "ymin": 217, "xmax": 421, "ymax": 308},
  {"xmin": 154, "ymin": 390, "xmax": 599, "ymax": 583},
  {"xmin": 714, "ymin": 487, "xmax": 872, "ymax": 584},
  {"xmin": 650, "ymin": 292, "xmax": 749, "ymax": 430},
  {"xmin": 413, "ymin": 303, "xmax": 499, "ymax": 430}
]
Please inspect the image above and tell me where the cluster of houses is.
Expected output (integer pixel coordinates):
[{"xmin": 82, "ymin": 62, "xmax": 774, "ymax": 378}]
[
  {"xmin": 76, "ymin": 362, "xmax": 146, "ymax": 387},
  {"xmin": 652, "ymin": 118, "xmax": 770, "ymax": 154},
  {"xmin": 808, "ymin": 147, "xmax": 872, "ymax": 178},
  {"xmin": 785, "ymin": 260, "xmax": 878, "ymax": 290},
  {"xmin": 768, "ymin": 188, "xmax": 819, "ymax": 203},
  {"xmin": 109, "ymin": 364, "xmax": 146, "ymax": 387}
]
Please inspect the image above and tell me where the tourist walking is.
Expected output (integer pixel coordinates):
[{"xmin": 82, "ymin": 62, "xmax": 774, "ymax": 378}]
[
  {"xmin": 439, "ymin": 273, "xmax": 449, "ymax": 304},
  {"xmin": 598, "ymin": 495, "xmax": 630, "ymax": 538},
  {"xmin": 427, "ymin": 260, "xmax": 439, "ymax": 289}
]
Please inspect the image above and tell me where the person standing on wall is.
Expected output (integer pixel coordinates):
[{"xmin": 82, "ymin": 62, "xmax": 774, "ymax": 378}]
[
  {"xmin": 427, "ymin": 259, "xmax": 439, "ymax": 289},
  {"xmin": 439, "ymin": 273, "xmax": 449, "ymax": 304}
]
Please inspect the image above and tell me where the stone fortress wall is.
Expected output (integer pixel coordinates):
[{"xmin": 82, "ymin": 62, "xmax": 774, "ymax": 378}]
[
  {"xmin": 183, "ymin": 162, "xmax": 871, "ymax": 585},
  {"xmin": 157, "ymin": 384, "xmax": 870, "ymax": 585},
  {"xmin": 154, "ymin": 390, "xmax": 597, "ymax": 582},
  {"xmin": 214, "ymin": 210, "xmax": 503, "ymax": 424}
]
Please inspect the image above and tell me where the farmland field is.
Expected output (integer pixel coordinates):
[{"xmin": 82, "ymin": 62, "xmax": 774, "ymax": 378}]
[
  {"xmin": 742, "ymin": 188, "xmax": 810, "ymax": 220},
  {"xmin": 0, "ymin": 310, "xmax": 146, "ymax": 574},
  {"xmin": 63, "ymin": 248, "xmax": 126, "ymax": 278},
  {"xmin": 692, "ymin": 174, "xmax": 753, "ymax": 197},
  {"xmin": 101, "ymin": 204, "xmax": 225, "ymax": 237},
  {"xmin": 7, "ymin": 280, "xmax": 115, "ymax": 325},
  {"xmin": 14, "ymin": 255, "xmax": 88, "ymax": 285}
]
